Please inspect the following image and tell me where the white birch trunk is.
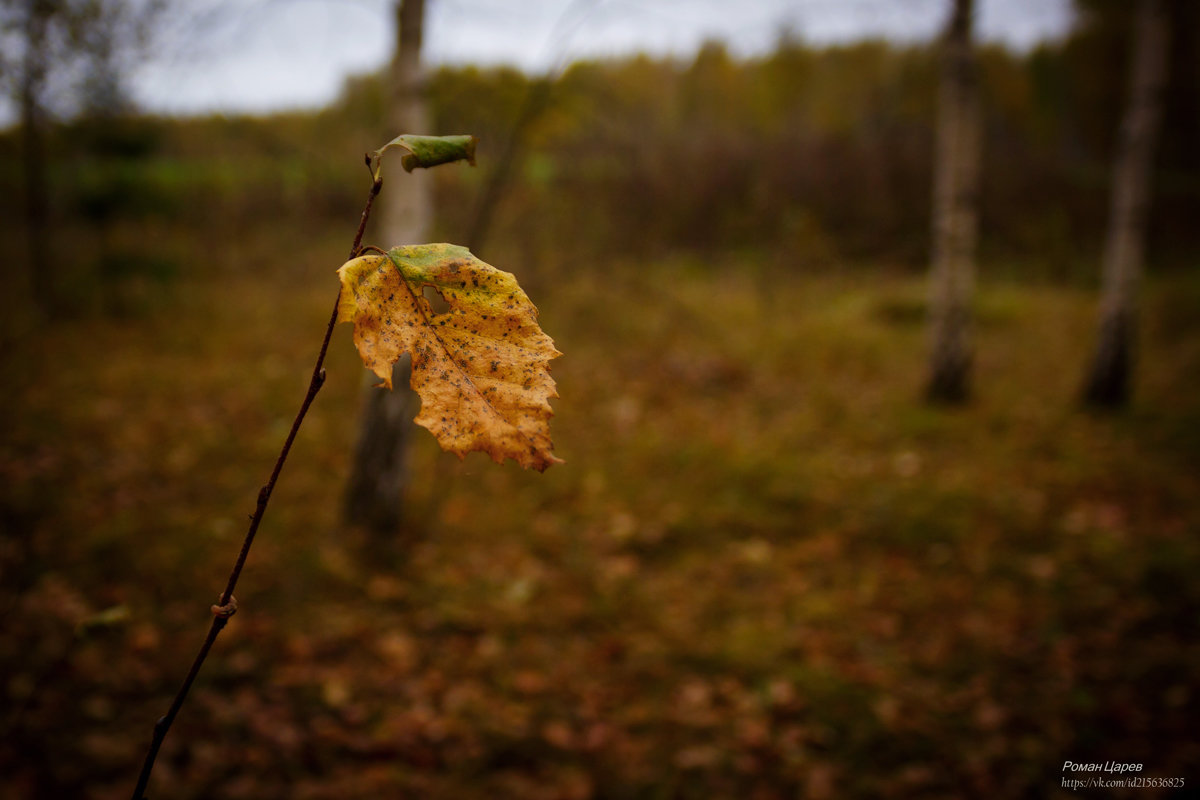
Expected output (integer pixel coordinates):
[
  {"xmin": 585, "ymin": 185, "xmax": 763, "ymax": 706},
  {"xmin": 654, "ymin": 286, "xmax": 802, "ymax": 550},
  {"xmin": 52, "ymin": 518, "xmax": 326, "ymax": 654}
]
[
  {"xmin": 1082, "ymin": 0, "xmax": 1169, "ymax": 408},
  {"xmin": 342, "ymin": 0, "xmax": 430, "ymax": 534},
  {"xmin": 925, "ymin": 0, "xmax": 980, "ymax": 404}
]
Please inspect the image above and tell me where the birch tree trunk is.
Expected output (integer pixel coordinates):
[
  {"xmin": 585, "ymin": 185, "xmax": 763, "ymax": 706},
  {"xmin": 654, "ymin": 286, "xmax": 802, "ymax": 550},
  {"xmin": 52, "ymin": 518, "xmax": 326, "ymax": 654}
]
[
  {"xmin": 924, "ymin": 0, "xmax": 980, "ymax": 404},
  {"xmin": 1081, "ymin": 0, "xmax": 1168, "ymax": 408},
  {"xmin": 341, "ymin": 0, "xmax": 430, "ymax": 534}
]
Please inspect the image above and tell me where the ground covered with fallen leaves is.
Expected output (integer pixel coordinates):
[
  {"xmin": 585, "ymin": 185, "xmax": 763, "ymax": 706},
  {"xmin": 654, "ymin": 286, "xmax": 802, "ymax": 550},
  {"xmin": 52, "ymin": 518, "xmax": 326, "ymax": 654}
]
[{"xmin": 2, "ymin": 237, "xmax": 1198, "ymax": 798}]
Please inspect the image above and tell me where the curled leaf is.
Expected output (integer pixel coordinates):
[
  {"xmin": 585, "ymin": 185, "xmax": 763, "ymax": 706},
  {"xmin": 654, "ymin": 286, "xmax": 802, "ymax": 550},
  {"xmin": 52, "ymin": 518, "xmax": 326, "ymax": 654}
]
[
  {"xmin": 337, "ymin": 244, "xmax": 562, "ymax": 471},
  {"xmin": 368, "ymin": 134, "xmax": 478, "ymax": 180}
]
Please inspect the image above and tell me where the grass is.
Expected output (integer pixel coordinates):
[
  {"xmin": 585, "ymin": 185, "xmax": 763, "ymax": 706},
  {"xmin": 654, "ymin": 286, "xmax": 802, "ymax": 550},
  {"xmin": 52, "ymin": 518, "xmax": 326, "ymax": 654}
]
[{"xmin": 1, "ymin": 236, "xmax": 1198, "ymax": 799}]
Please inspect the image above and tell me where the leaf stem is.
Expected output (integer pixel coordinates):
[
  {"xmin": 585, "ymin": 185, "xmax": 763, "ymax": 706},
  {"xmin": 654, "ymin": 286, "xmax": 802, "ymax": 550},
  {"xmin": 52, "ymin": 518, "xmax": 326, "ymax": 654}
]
[{"xmin": 131, "ymin": 168, "xmax": 384, "ymax": 800}]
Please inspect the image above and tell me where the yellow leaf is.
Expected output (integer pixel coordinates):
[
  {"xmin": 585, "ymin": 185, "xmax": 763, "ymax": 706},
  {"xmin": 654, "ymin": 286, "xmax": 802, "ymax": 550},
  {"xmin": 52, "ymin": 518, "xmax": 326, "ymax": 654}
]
[{"xmin": 337, "ymin": 244, "xmax": 562, "ymax": 471}]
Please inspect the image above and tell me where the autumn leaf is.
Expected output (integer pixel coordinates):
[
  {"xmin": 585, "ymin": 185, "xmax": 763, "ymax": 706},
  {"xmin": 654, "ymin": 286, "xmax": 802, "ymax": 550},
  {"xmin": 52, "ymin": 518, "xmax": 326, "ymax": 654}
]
[
  {"xmin": 337, "ymin": 244, "xmax": 562, "ymax": 471},
  {"xmin": 368, "ymin": 134, "xmax": 477, "ymax": 179}
]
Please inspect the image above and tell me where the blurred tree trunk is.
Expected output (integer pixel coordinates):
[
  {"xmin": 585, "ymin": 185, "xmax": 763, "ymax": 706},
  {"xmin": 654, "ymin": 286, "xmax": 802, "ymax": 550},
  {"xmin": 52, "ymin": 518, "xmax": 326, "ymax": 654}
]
[
  {"xmin": 1081, "ymin": 0, "xmax": 1168, "ymax": 408},
  {"xmin": 4, "ymin": 0, "xmax": 170, "ymax": 319},
  {"xmin": 19, "ymin": 0, "xmax": 51, "ymax": 312},
  {"xmin": 341, "ymin": 0, "xmax": 429, "ymax": 535},
  {"xmin": 924, "ymin": 0, "xmax": 980, "ymax": 404}
]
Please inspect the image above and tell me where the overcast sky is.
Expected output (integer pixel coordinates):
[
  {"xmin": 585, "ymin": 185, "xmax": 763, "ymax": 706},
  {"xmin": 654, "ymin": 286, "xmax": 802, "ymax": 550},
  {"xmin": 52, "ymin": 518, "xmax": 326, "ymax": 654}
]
[{"xmin": 9, "ymin": 0, "xmax": 1076, "ymax": 123}]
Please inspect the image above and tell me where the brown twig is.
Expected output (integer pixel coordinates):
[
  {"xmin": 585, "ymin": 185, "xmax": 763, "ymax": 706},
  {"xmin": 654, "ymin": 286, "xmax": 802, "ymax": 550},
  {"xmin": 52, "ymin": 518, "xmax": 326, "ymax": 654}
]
[{"xmin": 131, "ymin": 166, "xmax": 383, "ymax": 800}]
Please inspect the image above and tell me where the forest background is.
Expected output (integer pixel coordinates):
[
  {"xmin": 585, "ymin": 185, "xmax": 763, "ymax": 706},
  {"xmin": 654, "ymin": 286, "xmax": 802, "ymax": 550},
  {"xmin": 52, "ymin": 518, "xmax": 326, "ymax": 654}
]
[{"xmin": 1, "ymin": 1, "xmax": 1198, "ymax": 797}]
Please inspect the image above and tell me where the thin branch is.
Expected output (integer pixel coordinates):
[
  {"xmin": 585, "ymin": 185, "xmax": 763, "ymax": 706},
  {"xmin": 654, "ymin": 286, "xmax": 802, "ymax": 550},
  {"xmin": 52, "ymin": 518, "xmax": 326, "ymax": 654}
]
[{"xmin": 131, "ymin": 167, "xmax": 384, "ymax": 800}]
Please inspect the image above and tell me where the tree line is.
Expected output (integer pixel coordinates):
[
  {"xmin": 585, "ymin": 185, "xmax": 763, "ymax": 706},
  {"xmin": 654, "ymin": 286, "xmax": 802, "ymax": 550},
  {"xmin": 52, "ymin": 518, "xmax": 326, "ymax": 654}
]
[
  {"xmin": 316, "ymin": 1, "xmax": 1194, "ymax": 278},
  {"xmin": 2, "ymin": 0, "xmax": 1195, "ymax": 399}
]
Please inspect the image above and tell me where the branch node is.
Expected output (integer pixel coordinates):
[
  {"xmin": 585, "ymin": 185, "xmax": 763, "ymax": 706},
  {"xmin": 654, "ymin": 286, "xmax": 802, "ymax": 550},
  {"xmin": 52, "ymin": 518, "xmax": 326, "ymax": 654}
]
[{"xmin": 211, "ymin": 596, "xmax": 238, "ymax": 619}]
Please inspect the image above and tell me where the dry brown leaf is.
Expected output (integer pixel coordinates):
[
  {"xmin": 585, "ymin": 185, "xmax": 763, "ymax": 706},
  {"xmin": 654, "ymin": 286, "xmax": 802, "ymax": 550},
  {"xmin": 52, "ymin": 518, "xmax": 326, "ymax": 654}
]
[{"xmin": 337, "ymin": 244, "xmax": 562, "ymax": 471}]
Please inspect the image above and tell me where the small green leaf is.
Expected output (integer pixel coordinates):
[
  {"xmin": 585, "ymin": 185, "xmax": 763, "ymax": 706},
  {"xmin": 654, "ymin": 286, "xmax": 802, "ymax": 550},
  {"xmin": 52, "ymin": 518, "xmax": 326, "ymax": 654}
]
[
  {"xmin": 369, "ymin": 134, "xmax": 478, "ymax": 179},
  {"xmin": 75, "ymin": 604, "xmax": 131, "ymax": 636}
]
